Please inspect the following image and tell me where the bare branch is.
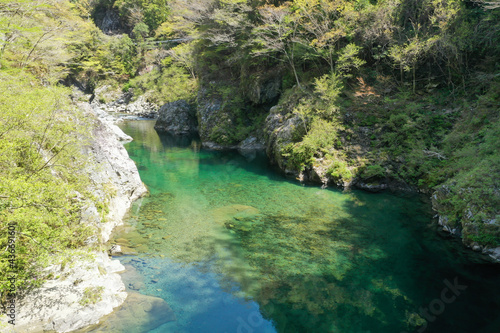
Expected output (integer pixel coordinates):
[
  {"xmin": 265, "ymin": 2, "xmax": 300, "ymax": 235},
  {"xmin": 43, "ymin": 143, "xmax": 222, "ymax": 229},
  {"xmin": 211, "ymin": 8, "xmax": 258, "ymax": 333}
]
[{"xmin": 423, "ymin": 149, "xmax": 447, "ymax": 160}]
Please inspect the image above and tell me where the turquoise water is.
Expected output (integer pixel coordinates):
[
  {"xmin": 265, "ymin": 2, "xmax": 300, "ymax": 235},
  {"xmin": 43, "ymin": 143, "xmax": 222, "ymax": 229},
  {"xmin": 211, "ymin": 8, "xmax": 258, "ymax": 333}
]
[{"xmin": 99, "ymin": 120, "xmax": 500, "ymax": 333}]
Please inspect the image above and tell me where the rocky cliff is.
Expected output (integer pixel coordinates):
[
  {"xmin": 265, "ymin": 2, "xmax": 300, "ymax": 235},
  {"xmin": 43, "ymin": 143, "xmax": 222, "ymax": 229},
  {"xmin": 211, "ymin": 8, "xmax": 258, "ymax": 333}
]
[
  {"xmin": 432, "ymin": 185, "xmax": 500, "ymax": 262},
  {"xmin": 3, "ymin": 100, "xmax": 147, "ymax": 332}
]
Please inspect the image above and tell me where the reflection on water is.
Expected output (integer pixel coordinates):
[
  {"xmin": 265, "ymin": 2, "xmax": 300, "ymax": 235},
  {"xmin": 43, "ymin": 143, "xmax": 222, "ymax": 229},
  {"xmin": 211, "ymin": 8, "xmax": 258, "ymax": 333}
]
[{"xmin": 99, "ymin": 120, "xmax": 500, "ymax": 333}]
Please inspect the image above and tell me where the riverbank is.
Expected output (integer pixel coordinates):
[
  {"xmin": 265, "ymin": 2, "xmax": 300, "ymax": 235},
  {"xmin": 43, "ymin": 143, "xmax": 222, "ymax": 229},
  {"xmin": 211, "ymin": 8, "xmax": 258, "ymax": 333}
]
[{"xmin": 1, "ymin": 96, "xmax": 147, "ymax": 333}]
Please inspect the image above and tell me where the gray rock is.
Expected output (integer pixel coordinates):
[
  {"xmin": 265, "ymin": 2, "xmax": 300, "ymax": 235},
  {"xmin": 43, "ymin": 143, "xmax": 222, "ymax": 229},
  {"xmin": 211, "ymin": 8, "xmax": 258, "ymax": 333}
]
[
  {"xmin": 238, "ymin": 136, "xmax": 265, "ymax": 150},
  {"xmin": 431, "ymin": 185, "xmax": 499, "ymax": 263},
  {"xmin": 486, "ymin": 247, "xmax": 500, "ymax": 261},
  {"xmin": 84, "ymin": 103, "xmax": 148, "ymax": 241},
  {"xmin": 202, "ymin": 141, "xmax": 236, "ymax": 150},
  {"xmin": 196, "ymin": 86, "xmax": 225, "ymax": 142},
  {"xmin": 245, "ymin": 76, "xmax": 281, "ymax": 104},
  {"xmin": 264, "ymin": 105, "xmax": 304, "ymax": 172},
  {"xmin": 109, "ymin": 244, "xmax": 123, "ymax": 256},
  {"xmin": 154, "ymin": 100, "xmax": 197, "ymax": 135},
  {"xmin": 13, "ymin": 252, "xmax": 127, "ymax": 333},
  {"xmin": 96, "ymin": 8, "xmax": 122, "ymax": 35},
  {"xmin": 94, "ymin": 93, "xmax": 158, "ymax": 119}
]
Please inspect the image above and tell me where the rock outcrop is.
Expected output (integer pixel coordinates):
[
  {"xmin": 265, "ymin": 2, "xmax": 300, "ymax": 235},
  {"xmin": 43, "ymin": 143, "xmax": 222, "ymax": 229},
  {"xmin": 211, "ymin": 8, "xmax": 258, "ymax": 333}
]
[
  {"xmin": 196, "ymin": 85, "xmax": 228, "ymax": 146},
  {"xmin": 154, "ymin": 100, "xmax": 197, "ymax": 135},
  {"xmin": 264, "ymin": 104, "xmax": 305, "ymax": 175},
  {"xmin": 263, "ymin": 103, "xmax": 416, "ymax": 191},
  {"xmin": 238, "ymin": 136, "xmax": 265, "ymax": 150},
  {"xmin": 93, "ymin": 8, "xmax": 123, "ymax": 35},
  {"xmin": 83, "ymin": 102, "xmax": 148, "ymax": 242},
  {"xmin": 432, "ymin": 185, "xmax": 500, "ymax": 263},
  {"xmin": 95, "ymin": 90, "xmax": 159, "ymax": 119},
  {"xmin": 195, "ymin": 83, "xmax": 269, "ymax": 150},
  {"xmin": 1, "ymin": 99, "xmax": 148, "ymax": 332},
  {"xmin": 12, "ymin": 253, "xmax": 127, "ymax": 333},
  {"xmin": 244, "ymin": 75, "xmax": 281, "ymax": 105}
]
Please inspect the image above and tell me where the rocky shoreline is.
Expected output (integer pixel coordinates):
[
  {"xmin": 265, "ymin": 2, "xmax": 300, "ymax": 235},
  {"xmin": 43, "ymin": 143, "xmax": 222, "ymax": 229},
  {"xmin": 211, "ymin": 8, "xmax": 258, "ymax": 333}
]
[{"xmin": 4, "ymin": 98, "xmax": 147, "ymax": 333}]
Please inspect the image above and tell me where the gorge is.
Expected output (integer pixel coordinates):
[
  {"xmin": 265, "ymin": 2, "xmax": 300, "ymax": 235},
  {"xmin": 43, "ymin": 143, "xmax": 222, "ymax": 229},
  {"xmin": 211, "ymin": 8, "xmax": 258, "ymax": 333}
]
[{"xmin": 1, "ymin": 0, "xmax": 499, "ymax": 332}]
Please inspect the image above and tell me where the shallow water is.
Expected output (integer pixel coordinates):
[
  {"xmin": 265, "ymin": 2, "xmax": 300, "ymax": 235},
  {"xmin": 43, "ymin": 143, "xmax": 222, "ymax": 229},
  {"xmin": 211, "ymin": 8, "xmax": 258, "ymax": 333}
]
[{"xmin": 97, "ymin": 120, "xmax": 500, "ymax": 333}]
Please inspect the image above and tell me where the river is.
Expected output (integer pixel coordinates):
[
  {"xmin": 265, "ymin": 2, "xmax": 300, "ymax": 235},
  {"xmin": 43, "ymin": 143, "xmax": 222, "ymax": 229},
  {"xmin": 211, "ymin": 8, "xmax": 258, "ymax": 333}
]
[{"xmin": 91, "ymin": 120, "xmax": 500, "ymax": 333}]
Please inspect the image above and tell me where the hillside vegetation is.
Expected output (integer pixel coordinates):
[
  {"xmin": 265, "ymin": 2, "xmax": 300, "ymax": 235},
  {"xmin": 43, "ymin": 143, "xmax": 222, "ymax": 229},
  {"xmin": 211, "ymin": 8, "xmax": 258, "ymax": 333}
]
[{"xmin": 0, "ymin": 0, "xmax": 116, "ymax": 303}]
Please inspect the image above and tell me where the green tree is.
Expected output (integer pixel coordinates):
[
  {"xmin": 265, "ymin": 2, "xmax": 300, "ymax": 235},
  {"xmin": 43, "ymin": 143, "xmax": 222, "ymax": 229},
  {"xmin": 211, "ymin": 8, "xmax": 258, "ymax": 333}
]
[
  {"xmin": 0, "ymin": 74, "xmax": 98, "ymax": 299},
  {"xmin": 253, "ymin": 4, "xmax": 302, "ymax": 87}
]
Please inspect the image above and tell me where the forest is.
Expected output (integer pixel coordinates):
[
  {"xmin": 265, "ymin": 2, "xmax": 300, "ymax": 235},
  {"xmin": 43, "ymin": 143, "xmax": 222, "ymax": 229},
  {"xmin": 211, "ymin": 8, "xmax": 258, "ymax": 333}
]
[{"xmin": 0, "ymin": 0, "xmax": 499, "ymax": 306}]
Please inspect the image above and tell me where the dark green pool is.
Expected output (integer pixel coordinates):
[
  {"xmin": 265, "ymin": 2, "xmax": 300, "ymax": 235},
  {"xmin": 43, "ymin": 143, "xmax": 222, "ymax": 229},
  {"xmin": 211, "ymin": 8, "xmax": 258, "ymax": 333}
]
[{"xmin": 106, "ymin": 120, "xmax": 500, "ymax": 333}]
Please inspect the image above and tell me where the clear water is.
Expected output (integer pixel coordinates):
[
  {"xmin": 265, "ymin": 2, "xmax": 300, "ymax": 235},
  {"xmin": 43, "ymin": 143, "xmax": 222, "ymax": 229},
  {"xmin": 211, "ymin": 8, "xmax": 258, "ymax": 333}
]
[{"xmin": 93, "ymin": 120, "xmax": 500, "ymax": 333}]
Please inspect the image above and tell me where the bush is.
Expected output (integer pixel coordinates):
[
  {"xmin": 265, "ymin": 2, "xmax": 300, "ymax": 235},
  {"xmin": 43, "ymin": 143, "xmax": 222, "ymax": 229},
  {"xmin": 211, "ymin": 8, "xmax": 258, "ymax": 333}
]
[
  {"xmin": 283, "ymin": 118, "xmax": 339, "ymax": 170},
  {"xmin": 125, "ymin": 62, "xmax": 197, "ymax": 104},
  {"xmin": 0, "ymin": 74, "xmax": 98, "ymax": 301},
  {"xmin": 326, "ymin": 158, "xmax": 354, "ymax": 183},
  {"xmin": 360, "ymin": 165, "xmax": 385, "ymax": 180}
]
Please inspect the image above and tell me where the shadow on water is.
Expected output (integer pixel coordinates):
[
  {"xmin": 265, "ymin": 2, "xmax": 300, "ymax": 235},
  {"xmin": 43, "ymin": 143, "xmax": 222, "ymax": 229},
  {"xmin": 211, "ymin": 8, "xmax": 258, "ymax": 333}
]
[
  {"xmin": 109, "ymin": 120, "xmax": 500, "ymax": 333},
  {"xmin": 123, "ymin": 119, "xmax": 300, "ymax": 185},
  {"xmin": 177, "ymin": 191, "xmax": 500, "ymax": 333}
]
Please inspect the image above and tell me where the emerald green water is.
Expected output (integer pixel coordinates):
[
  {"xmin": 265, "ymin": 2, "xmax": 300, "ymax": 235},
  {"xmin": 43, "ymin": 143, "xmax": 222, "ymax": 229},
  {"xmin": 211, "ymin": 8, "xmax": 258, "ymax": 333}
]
[{"xmin": 105, "ymin": 120, "xmax": 500, "ymax": 333}]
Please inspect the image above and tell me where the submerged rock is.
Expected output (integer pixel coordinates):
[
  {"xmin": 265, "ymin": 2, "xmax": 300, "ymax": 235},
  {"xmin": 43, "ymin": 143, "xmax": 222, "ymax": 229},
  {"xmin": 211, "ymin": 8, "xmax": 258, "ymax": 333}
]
[
  {"xmin": 80, "ymin": 292, "xmax": 175, "ymax": 332},
  {"xmin": 211, "ymin": 204, "xmax": 260, "ymax": 225}
]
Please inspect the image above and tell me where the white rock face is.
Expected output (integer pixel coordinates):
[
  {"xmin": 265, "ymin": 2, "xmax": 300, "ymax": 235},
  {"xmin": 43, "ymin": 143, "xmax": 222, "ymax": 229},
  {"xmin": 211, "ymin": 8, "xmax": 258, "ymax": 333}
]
[
  {"xmin": 83, "ymin": 102, "xmax": 147, "ymax": 242},
  {"xmin": 11, "ymin": 253, "xmax": 127, "ymax": 333},
  {"xmin": 0, "ymin": 101, "xmax": 147, "ymax": 332}
]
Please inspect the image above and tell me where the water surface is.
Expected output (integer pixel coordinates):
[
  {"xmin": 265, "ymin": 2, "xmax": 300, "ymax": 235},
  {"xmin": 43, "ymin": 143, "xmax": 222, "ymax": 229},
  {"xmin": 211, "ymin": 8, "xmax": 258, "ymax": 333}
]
[{"xmin": 101, "ymin": 120, "xmax": 500, "ymax": 333}]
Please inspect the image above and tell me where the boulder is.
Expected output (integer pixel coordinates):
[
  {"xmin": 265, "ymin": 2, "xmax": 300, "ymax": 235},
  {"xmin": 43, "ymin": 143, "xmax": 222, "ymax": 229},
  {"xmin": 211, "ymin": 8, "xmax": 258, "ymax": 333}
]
[
  {"xmin": 264, "ymin": 105, "xmax": 304, "ymax": 173},
  {"xmin": 81, "ymin": 292, "xmax": 175, "ymax": 332},
  {"xmin": 154, "ymin": 100, "xmax": 197, "ymax": 135},
  {"xmin": 238, "ymin": 136, "xmax": 265, "ymax": 150}
]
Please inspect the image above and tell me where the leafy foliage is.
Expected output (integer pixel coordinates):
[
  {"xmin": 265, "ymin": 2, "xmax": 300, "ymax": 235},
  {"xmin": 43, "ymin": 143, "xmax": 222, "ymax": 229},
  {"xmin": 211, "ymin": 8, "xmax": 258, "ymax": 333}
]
[
  {"xmin": 0, "ymin": 74, "xmax": 98, "ymax": 300},
  {"xmin": 125, "ymin": 61, "xmax": 197, "ymax": 104}
]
